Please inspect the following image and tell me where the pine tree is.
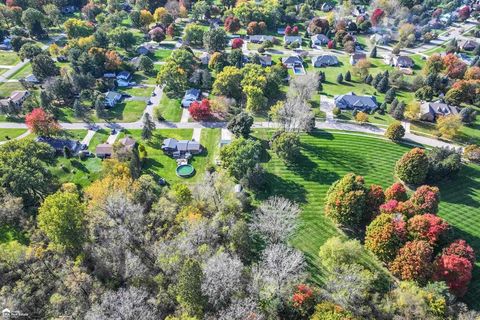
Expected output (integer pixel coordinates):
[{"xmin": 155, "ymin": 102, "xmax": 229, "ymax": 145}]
[
  {"xmin": 376, "ymin": 75, "xmax": 389, "ymax": 93},
  {"xmin": 319, "ymin": 71, "xmax": 326, "ymax": 82},
  {"xmin": 142, "ymin": 112, "xmax": 156, "ymax": 140},
  {"xmin": 391, "ymin": 101, "xmax": 405, "ymax": 120},
  {"xmin": 318, "ymin": 81, "xmax": 323, "ymax": 91},
  {"xmin": 385, "ymin": 88, "xmax": 396, "ymax": 103},
  {"xmin": 345, "ymin": 70, "xmax": 351, "ymax": 82},
  {"xmin": 370, "ymin": 46, "xmax": 377, "ymax": 58},
  {"xmin": 365, "ymin": 74, "xmax": 373, "ymax": 84},
  {"xmin": 371, "ymin": 73, "xmax": 382, "ymax": 87},
  {"xmin": 337, "ymin": 73, "xmax": 343, "ymax": 84}
]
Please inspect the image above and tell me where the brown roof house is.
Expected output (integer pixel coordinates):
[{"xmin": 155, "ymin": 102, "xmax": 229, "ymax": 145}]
[
  {"xmin": 95, "ymin": 143, "xmax": 114, "ymax": 159},
  {"xmin": 0, "ymin": 91, "xmax": 30, "ymax": 113},
  {"xmin": 420, "ymin": 101, "xmax": 459, "ymax": 122}
]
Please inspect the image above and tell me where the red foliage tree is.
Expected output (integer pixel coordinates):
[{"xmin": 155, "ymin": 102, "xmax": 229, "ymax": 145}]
[
  {"xmin": 433, "ymin": 254, "xmax": 473, "ymax": 296},
  {"xmin": 407, "ymin": 213, "xmax": 450, "ymax": 245},
  {"xmin": 291, "ymin": 284, "xmax": 316, "ymax": 316},
  {"xmin": 371, "ymin": 8, "xmax": 385, "ymax": 26},
  {"xmin": 443, "ymin": 53, "xmax": 467, "ymax": 79},
  {"xmin": 149, "ymin": 27, "xmax": 166, "ymax": 43},
  {"xmin": 25, "ymin": 108, "xmax": 60, "ymax": 137},
  {"xmin": 292, "ymin": 26, "xmax": 299, "ymax": 35},
  {"xmin": 224, "ymin": 16, "xmax": 241, "ymax": 33},
  {"xmin": 189, "ymin": 99, "xmax": 212, "ymax": 121},
  {"xmin": 246, "ymin": 21, "xmax": 266, "ymax": 35},
  {"xmin": 166, "ymin": 23, "xmax": 176, "ymax": 38},
  {"xmin": 410, "ymin": 185, "xmax": 440, "ymax": 214},
  {"xmin": 285, "ymin": 25, "xmax": 292, "ymax": 36},
  {"xmin": 365, "ymin": 213, "xmax": 406, "ymax": 262},
  {"xmin": 366, "ymin": 184, "xmax": 385, "ymax": 219},
  {"xmin": 389, "ymin": 240, "xmax": 433, "ymax": 284},
  {"xmin": 380, "ymin": 199, "xmax": 419, "ymax": 217},
  {"xmin": 458, "ymin": 6, "xmax": 471, "ymax": 21},
  {"xmin": 327, "ymin": 40, "xmax": 334, "ymax": 49},
  {"xmin": 231, "ymin": 38, "xmax": 244, "ymax": 49},
  {"xmin": 442, "ymin": 239, "xmax": 476, "ymax": 264},
  {"xmin": 385, "ymin": 182, "xmax": 408, "ymax": 202}
]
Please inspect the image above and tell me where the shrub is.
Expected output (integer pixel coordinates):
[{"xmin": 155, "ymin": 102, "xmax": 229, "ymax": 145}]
[
  {"xmin": 385, "ymin": 122, "xmax": 405, "ymax": 141},
  {"xmin": 407, "ymin": 213, "xmax": 450, "ymax": 245},
  {"xmin": 410, "ymin": 185, "xmax": 440, "ymax": 214},
  {"xmin": 365, "ymin": 184, "xmax": 385, "ymax": 218},
  {"xmin": 395, "ymin": 148, "xmax": 429, "ymax": 185},
  {"xmin": 365, "ymin": 213, "xmax": 406, "ymax": 263},
  {"xmin": 442, "ymin": 239, "xmax": 476, "ymax": 264},
  {"xmin": 318, "ymin": 236, "xmax": 364, "ymax": 270},
  {"xmin": 389, "ymin": 240, "xmax": 433, "ymax": 284},
  {"xmin": 231, "ymin": 38, "xmax": 244, "ymax": 49},
  {"xmin": 426, "ymin": 147, "xmax": 462, "ymax": 182},
  {"xmin": 332, "ymin": 107, "xmax": 341, "ymax": 116},
  {"xmin": 379, "ymin": 199, "xmax": 419, "ymax": 217},
  {"xmin": 355, "ymin": 111, "xmax": 368, "ymax": 123},
  {"xmin": 464, "ymin": 144, "xmax": 480, "ymax": 162},
  {"xmin": 384, "ymin": 182, "xmax": 408, "ymax": 202},
  {"xmin": 433, "ymin": 254, "xmax": 473, "ymax": 297},
  {"xmin": 271, "ymin": 131, "xmax": 300, "ymax": 162},
  {"xmin": 324, "ymin": 173, "xmax": 368, "ymax": 229}
]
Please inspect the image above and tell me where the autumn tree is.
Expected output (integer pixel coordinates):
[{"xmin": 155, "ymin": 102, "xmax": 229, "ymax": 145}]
[
  {"xmin": 410, "ymin": 185, "xmax": 440, "ymax": 214},
  {"xmin": 407, "ymin": 214, "xmax": 449, "ymax": 245},
  {"xmin": 212, "ymin": 66, "xmax": 243, "ymax": 100},
  {"xmin": 436, "ymin": 115, "xmax": 462, "ymax": 139},
  {"xmin": 224, "ymin": 16, "xmax": 241, "ymax": 33},
  {"xmin": 25, "ymin": 108, "xmax": 60, "ymax": 136},
  {"xmin": 385, "ymin": 182, "xmax": 408, "ymax": 202},
  {"xmin": 395, "ymin": 148, "xmax": 429, "ymax": 185},
  {"xmin": 389, "ymin": 240, "xmax": 433, "ymax": 284},
  {"xmin": 355, "ymin": 111, "xmax": 368, "ymax": 124},
  {"xmin": 385, "ymin": 122, "xmax": 405, "ymax": 141},
  {"xmin": 365, "ymin": 213, "xmax": 406, "ymax": 262},
  {"xmin": 433, "ymin": 254, "xmax": 473, "ymax": 297},
  {"xmin": 189, "ymin": 99, "xmax": 212, "ymax": 121},
  {"xmin": 365, "ymin": 184, "xmax": 385, "ymax": 218},
  {"xmin": 442, "ymin": 239, "xmax": 476, "ymax": 264}
]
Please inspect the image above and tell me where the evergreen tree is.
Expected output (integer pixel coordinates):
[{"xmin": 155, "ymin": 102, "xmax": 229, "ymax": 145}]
[
  {"xmin": 376, "ymin": 75, "xmax": 389, "ymax": 93},
  {"xmin": 318, "ymin": 81, "xmax": 323, "ymax": 91},
  {"xmin": 319, "ymin": 71, "xmax": 326, "ymax": 82},
  {"xmin": 385, "ymin": 88, "xmax": 396, "ymax": 103},
  {"xmin": 370, "ymin": 46, "xmax": 377, "ymax": 58},
  {"xmin": 345, "ymin": 70, "xmax": 351, "ymax": 82},
  {"xmin": 176, "ymin": 259, "xmax": 205, "ymax": 317},
  {"xmin": 141, "ymin": 113, "xmax": 156, "ymax": 140},
  {"xmin": 365, "ymin": 74, "xmax": 373, "ymax": 84},
  {"xmin": 391, "ymin": 101, "xmax": 405, "ymax": 120},
  {"xmin": 73, "ymin": 99, "xmax": 86, "ymax": 118},
  {"xmin": 95, "ymin": 95, "xmax": 105, "ymax": 118},
  {"xmin": 371, "ymin": 73, "xmax": 382, "ymax": 87},
  {"xmin": 337, "ymin": 73, "xmax": 343, "ymax": 84}
]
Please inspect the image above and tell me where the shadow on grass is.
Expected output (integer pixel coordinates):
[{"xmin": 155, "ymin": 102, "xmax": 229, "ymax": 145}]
[
  {"xmin": 256, "ymin": 171, "xmax": 308, "ymax": 204},
  {"xmin": 438, "ymin": 165, "xmax": 480, "ymax": 208},
  {"xmin": 286, "ymin": 152, "xmax": 340, "ymax": 185},
  {"xmin": 70, "ymin": 159, "xmax": 88, "ymax": 173}
]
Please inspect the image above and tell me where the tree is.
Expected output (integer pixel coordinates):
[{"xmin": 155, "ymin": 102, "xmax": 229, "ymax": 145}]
[
  {"xmin": 337, "ymin": 73, "xmax": 343, "ymax": 83},
  {"xmin": 231, "ymin": 37, "xmax": 243, "ymax": 49},
  {"xmin": 142, "ymin": 113, "xmax": 156, "ymax": 140},
  {"xmin": 442, "ymin": 239, "xmax": 476, "ymax": 264},
  {"xmin": 385, "ymin": 122, "xmax": 405, "ymax": 141},
  {"xmin": 433, "ymin": 254, "xmax": 473, "ymax": 297},
  {"xmin": 157, "ymin": 61, "xmax": 189, "ymax": 97},
  {"xmin": 366, "ymin": 184, "xmax": 385, "ymax": 218},
  {"xmin": 110, "ymin": 27, "xmax": 136, "ymax": 50},
  {"xmin": 149, "ymin": 26, "xmax": 165, "ymax": 43},
  {"xmin": 273, "ymin": 97, "xmax": 315, "ymax": 133},
  {"xmin": 219, "ymin": 138, "xmax": 262, "ymax": 180},
  {"xmin": 407, "ymin": 214, "xmax": 449, "ymax": 245},
  {"xmin": 271, "ymin": 131, "xmax": 300, "ymax": 162},
  {"xmin": 355, "ymin": 111, "xmax": 368, "ymax": 124},
  {"xmin": 64, "ymin": 18, "xmax": 94, "ymax": 39},
  {"xmin": 324, "ymin": 173, "xmax": 368, "ymax": 229},
  {"xmin": 43, "ymin": 4, "xmax": 60, "ymax": 26},
  {"xmin": 139, "ymin": 9, "xmax": 154, "ymax": 30},
  {"xmin": 154, "ymin": 7, "xmax": 173, "ymax": 25},
  {"xmin": 138, "ymin": 55, "xmax": 154, "ymax": 73},
  {"xmin": 224, "ymin": 16, "xmax": 241, "ymax": 33},
  {"xmin": 201, "ymin": 253, "xmax": 244, "ymax": 310},
  {"xmin": 353, "ymin": 59, "xmax": 371, "ymax": 79},
  {"xmin": 212, "ymin": 66, "xmax": 243, "ymax": 100},
  {"xmin": 25, "ymin": 108, "xmax": 60, "ymax": 136},
  {"xmin": 410, "ymin": 185, "xmax": 440, "ymax": 214},
  {"xmin": 344, "ymin": 70, "xmax": 351, "ymax": 81},
  {"xmin": 183, "ymin": 24, "xmax": 205, "ymax": 47},
  {"xmin": 389, "ymin": 240, "xmax": 433, "ymax": 284},
  {"xmin": 365, "ymin": 213, "xmax": 406, "ymax": 262},
  {"xmin": 73, "ymin": 99, "xmax": 87, "ymax": 119},
  {"xmin": 203, "ymin": 28, "xmax": 228, "ymax": 52},
  {"xmin": 38, "ymin": 191, "xmax": 85, "ymax": 254},
  {"xmin": 395, "ymin": 148, "xmax": 429, "ymax": 185},
  {"xmin": 227, "ymin": 112, "xmax": 253, "ymax": 138},
  {"xmin": 459, "ymin": 107, "xmax": 477, "ymax": 124},
  {"xmin": 177, "ymin": 259, "xmax": 205, "ymax": 317},
  {"xmin": 427, "ymin": 147, "xmax": 461, "ymax": 182},
  {"xmin": 250, "ymin": 196, "xmax": 300, "ymax": 244},
  {"xmin": 95, "ymin": 95, "xmax": 105, "ymax": 118},
  {"xmin": 31, "ymin": 54, "xmax": 59, "ymax": 80},
  {"xmin": 385, "ymin": 182, "xmax": 408, "ymax": 201},
  {"xmin": 385, "ymin": 88, "xmax": 396, "ymax": 103},
  {"xmin": 18, "ymin": 42, "xmax": 42, "ymax": 61},
  {"xmin": 319, "ymin": 236, "xmax": 363, "ymax": 270},
  {"xmin": 21, "ymin": 8, "xmax": 46, "ymax": 38},
  {"xmin": 436, "ymin": 115, "xmax": 462, "ymax": 139},
  {"xmin": 311, "ymin": 302, "xmax": 355, "ymax": 320},
  {"xmin": 189, "ymin": 99, "xmax": 212, "ymax": 121},
  {"xmin": 464, "ymin": 144, "xmax": 480, "ymax": 162},
  {"xmin": 370, "ymin": 46, "xmax": 377, "ymax": 58}
]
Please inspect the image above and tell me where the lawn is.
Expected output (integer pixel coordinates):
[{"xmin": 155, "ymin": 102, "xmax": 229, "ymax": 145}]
[
  {"xmin": 119, "ymin": 85, "xmax": 154, "ymax": 97},
  {"xmin": 50, "ymin": 156, "xmax": 103, "ymax": 187},
  {"xmin": 0, "ymin": 52, "xmax": 20, "ymax": 66},
  {"xmin": 122, "ymin": 128, "xmax": 220, "ymax": 184},
  {"xmin": 87, "ymin": 129, "xmax": 110, "ymax": 152},
  {"xmin": 57, "ymin": 100, "xmax": 146, "ymax": 123},
  {"xmin": 252, "ymin": 129, "xmax": 480, "ymax": 308},
  {"xmin": 9, "ymin": 63, "xmax": 32, "ymax": 80},
  {"xmin": 0, "ymin": 82, "xmax": 26, "ymax": 97},
  {"xmin": 152, "ymin": 49, "xmax": 172, "ymax": 62},
  {"xmin": 0, "ymin": 129, "xmax": 27, "ymax": 141},
  {"xmin": 157, "ymin": 94, "xmax": 182, "ymax": 122},
  {"xmin": 411, "ymin": 117, "xmax": 480, "ymax": 146}
]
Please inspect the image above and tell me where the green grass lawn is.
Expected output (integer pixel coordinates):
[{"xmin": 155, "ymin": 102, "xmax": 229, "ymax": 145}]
[
  {"xmin": 0, "ymin": 129, "xmax": 27, "ymax": 141},
  {"xmin": 0, "ymin": 82, "xmax": 26, "ymax": 97},
  {"xmin": 9, "ymin": 63, "xmax": 32, "ymax": 80},
  {"xmin": 57, "ymin": 100, "xmax": 146, "ymax": 123},
  {"xmin": 122, "ymin": 128, "xmax": 220, "ymax": 184},
  {"xmin": 0, "ymin": 52, "xmax": 20, "ymax": 66},
  {"xmin": 87, "ymin": 129, "xmax": 110, "ymax": 152},
  {"xmin": 411, "ymin": 118, "xmax": 480, "ymax": 146},
  {"xmin": 50, "ymin": 156, "xmax": 103, "ymax": 187},
  {"xmin": 157, "ymin": 94, "xmax": 182, "ymax": 122},
  {"xmin": 252, "ymin": 129, "xmax": 480, "ymax": 308},
  {"xmin": 152, "ymin": 49, "xmax": 172, "ymax": 62},
  {"xmin": 119, "ymin": 86, "xmax": 154, "ymax": 97}
]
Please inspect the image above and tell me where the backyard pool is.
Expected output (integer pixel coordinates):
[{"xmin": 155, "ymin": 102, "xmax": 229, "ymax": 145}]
[
  {"xmin": 176, "ymin": 164, "xmax": 195, "ymax": 178},
  {"xmin": 293, "ymin": 65, "xmax": 305, "ymax": 75}
]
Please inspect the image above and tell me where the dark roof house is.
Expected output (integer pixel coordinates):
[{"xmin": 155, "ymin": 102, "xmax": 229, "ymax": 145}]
[
  {"xmin": 350, "ymin": 53, "xmax": 367, "ymax": 65},
  {"xmin": 259, "ymin": 55, "xmax": 272, "ymax": 66},
  {"xmin": 462, "ymin": 40, "xmax": 478, "ymax": 51},
  {"xmin": 420, "ymin": 101, "xmax": 459, "ymax": 122},
  {"xmin": 334, "ymin": 92, "xmax": 377, "ymax": 111},
  {"xmin": 36, "ymin": 136, "xmax": 82, "ymax": 154},
  {"xmin": 311, "ymin": 34, "xmax": 329, "ymax": 46},
  {"xmin": 161, "ymin": 138, "xmax": 202, "ymax": 155},
  {"xmin": 321, "ymin": 2, "xmax": 335, "ymax": 11},
  {"xmin": 311, "ymin": 55, "xmax": 339, "ymax": 67},
  {"xmin": 181, "ymin": 88, "xmax": 201, "ymax": 108},
  {"xmin": 95, "ymin": 143, "xmax": 114, "ymax": 158},
  {"xmin": 281, "ymin": 55, "xmax": 303, "ymax": 67}
]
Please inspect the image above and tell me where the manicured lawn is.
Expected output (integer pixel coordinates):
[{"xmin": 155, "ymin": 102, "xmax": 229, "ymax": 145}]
[
  {"xmin": 411, "ymin": 117, "xmax": 480, "ymax": 146},
  {"xmin": 0, "ymin": 52, "xmax": 20, "ymax": 66},
  {"xmin": 0, "ymin": 129, "xmax": 27, "ymax": 141},
  {"xmin": 157, "ymin": 94, "xmax": 182, "ymax": 122},
  {"xmin": 119, "ymin": 85, "xmax": 154, "ymax": 97},
  {"xmin": 122, "ymin": 128, "xmax": 220, "ymax": 184},
  {"xmin": 50, "ymin": 156, "xmax": 103, "ymax": 187},
  {"xmin": 0, "ymin": 82, "xmax": 26, "ymax": 97},
  {"xmin": 9, "ymin": 63, "xmax": 32, "ymax": 80},
  {"xmin": 252, "ymin": 130, "xmax": 480, "ymax": 308},
  {"xmin": 152, "ymin": 49, "xmax": 172, "ymax": 61}
]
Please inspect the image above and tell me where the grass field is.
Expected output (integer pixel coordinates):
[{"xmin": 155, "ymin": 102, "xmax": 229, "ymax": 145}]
[
  {"xmin": 157, "ymin": 94, "xmax": 183, "ymax": 122},
  {"xmin": 252, "ymin": 129, "xmax": 480, "ymax": 308},
  {"xmin": 9, "ymin": 63, "xmax": 32, "ymax": 80},
  {"xmin": 0, "ymin": 52, "xmax": 20, "ymax": 66},
  {"xmin": 0, "ymin": 129, "xmax": 27, "ymax": 141},
  {"xmin": 0, "ymin": 82, "xmax": 25, "ymax": 97}
]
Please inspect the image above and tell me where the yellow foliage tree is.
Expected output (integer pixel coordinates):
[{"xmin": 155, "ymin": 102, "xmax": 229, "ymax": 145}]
[
  {"xmin": 404, "ymin": 101, "xmax": 420, "ymax": 120},
  {"xmin": 436, "ymin": 115, "xmax": 462, "ymax": 139},
  {"xmin": 355, "ymin": 111, "xmax": 369, "ymax": 124}
]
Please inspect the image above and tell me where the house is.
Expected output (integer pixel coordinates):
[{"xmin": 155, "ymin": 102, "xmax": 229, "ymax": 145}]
[
  {"xmin": 136, "ymin": 45, "xmax": 154, "ymax": 55},
  {"xmin": 181, "ymin": 88, "xmax": 201, "ymax": 108},
  {"xmin": 95, "ymin": 143, "xmax": 114, "ymax": 158},
  {"xmin": 118, "ymin": 136, "xmax": 137, "ymax": 151},
  {"xmin": 130, "ymin": 56, "xmax": 142, "ymax": 70},
  {"xmin": 321, "ymin": 2, "xmax": 335, "ymax": 11},
  {"xmin": 370, "ymin": 33, "xmax": 391, "ymax": 45},
  {"xmin": 311, "ymin": 55, "xmax": 339, "ymax": 67},
  {"xmin": 103, "ymin": 72, "xmax": 116, "ymax": 79},
  {"xmin": 259, "ymin": 55, "xmax": 272, "ymax": 67},
  {"xmin": 311, "ymin": 34, "xmax": 329, "ymax": 47},
  {"xmin": 420, "ymin": 101, "xmax": 459, "ymax": 122},
  {"xmin": 36, "ymin": 136, "xmax": 82, "ymax": 154},
  {"xmin": 284, "ymin": 35, "xmax": 302, "ymax": 46},
  {"xmin": 277, "ymin": 27, "xmax": 286, "ymax": 35},
  {"xmin": 23, "ymin": 74, "xmax": 39, "ymax": 84},
  {"xmin": 161, "ymin": 138, "xmax": 202, "ymax": 156},
  {"xmin": 248, "ymin": 35, "xmax": 274, "ymax": 43},
  {"xmin": 104, "ymin": 91, "xmax": 122, "ymax": 108},
  {"xmin": 0, "ymin": 91, "xmax": 30, "ymax": 108},
  {"xmin": 116, "ymin": 71, "xmax": 132, "ymax": 87},
  {"xmin": 0, "ymin": 38, "xmax": 12, "ymax": 50},
  {"xmin": 281, "ymin": 55, "xmax": 303, "ymax": 68},
  {"xmin": 384, "ymin": 54, "xmax": 414, "ymax": 68},
  {"xmin": 350, "ymin": 53, "xmax": 367, "ymax": 65},
  {"xmin": 461, "ymin": 39, "xmax": 478, "ymax": 51},
  {"xmin": 334, "ymin": 92, "xmax": 377, "ymax": 112}
]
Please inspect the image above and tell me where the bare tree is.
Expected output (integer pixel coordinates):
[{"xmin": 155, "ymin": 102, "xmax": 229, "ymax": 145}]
[
  {"xmin": 288, "ymin": 72, "xmax": 319, "ymax": 102},
  {"xmin": 214, "ymin": 298, "xmax": 264, "ymax": 320},
  {"xmin": 249, "ymin": 196, "xmax": 300, "ymax": 244},
  {"xmin": 276, "ymin": 96, "xmax": 314, "ymax": 132},
  {"xmin": 201, "ymin": 252, "xmax": 245, "ymax": 309},
  {"xmin": 85, "ymin": 287, "xmax": 158, "ymax": 320}
]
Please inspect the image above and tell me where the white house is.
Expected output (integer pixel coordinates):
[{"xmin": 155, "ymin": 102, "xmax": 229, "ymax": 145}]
[{"xmin": 104, "ymin": 91, "xmax": 122, "ymax": 108}]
